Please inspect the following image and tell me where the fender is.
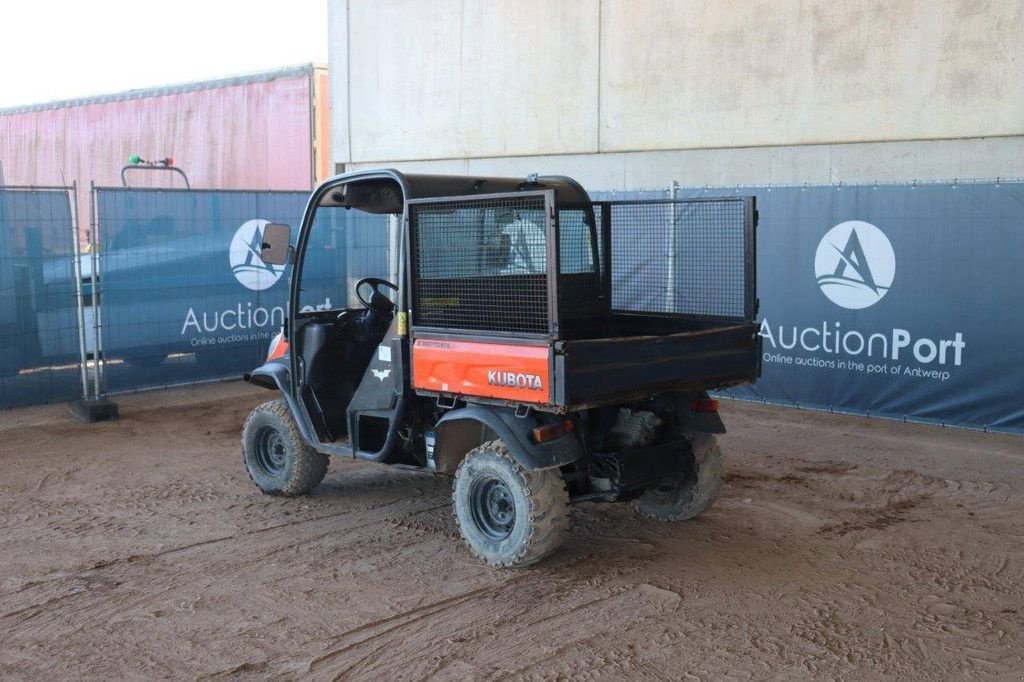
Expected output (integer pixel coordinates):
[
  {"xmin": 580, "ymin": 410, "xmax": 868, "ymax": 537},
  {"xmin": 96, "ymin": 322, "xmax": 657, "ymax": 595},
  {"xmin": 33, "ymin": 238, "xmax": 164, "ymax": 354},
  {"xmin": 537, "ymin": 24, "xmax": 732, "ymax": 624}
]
[
  {"xmin": 243, "ymin": 357, "xmax": 318, "ymax": 444},
  {"xmin": 244, "ymin": 356, "xmax": 289, "ymax": 392},
  {"xmin": 433, "ymin": 405, "xmax": 582, "ymax": 473}
]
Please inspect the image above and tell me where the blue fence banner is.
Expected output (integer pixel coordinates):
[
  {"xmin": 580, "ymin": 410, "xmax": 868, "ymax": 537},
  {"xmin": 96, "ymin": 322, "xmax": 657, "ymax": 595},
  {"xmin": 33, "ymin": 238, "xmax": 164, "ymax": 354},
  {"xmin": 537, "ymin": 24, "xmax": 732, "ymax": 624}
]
[
  {"xmin": 94, "ymin": 188, "xmax": 389, "ymax": 394},
  {"xmin": 673, "ymin": 182, "xmax": 1024, "ymax": 434},
  {"xmin": 7, "ymin": 181, "xmax": 1021, "ymax": 434},
  {"xmin": 0, "ymin": 187, "xmax": 81, "ymax": 409}
]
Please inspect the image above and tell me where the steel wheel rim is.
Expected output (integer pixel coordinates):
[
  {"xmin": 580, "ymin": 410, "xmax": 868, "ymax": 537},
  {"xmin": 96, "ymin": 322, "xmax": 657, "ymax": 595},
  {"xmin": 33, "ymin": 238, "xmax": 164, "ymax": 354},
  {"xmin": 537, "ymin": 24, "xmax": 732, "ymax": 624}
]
[
  {"xmin": 254, "ymin": 425, "xmax": 288, "ymax": 477},
  {"xmin": 469, "ymin": 476, "xmax": 516, "ymax": 540}
]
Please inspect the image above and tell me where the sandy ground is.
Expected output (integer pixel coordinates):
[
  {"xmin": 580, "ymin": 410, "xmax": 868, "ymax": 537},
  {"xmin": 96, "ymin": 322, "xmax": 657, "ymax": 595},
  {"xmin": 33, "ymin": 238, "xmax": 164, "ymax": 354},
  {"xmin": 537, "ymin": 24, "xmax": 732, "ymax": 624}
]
[{"xmin": 0, "ymin": 382, "xmax": 1022, "ymax": 680}]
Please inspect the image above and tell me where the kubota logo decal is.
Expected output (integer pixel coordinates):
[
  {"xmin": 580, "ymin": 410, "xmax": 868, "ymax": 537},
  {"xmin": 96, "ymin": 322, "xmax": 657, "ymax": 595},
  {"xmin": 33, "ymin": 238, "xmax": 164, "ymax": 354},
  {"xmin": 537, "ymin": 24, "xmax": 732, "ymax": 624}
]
[
  {"xmin": 814, "ymin": 221, "xmax": 895, "ymax": 310},
  {"xmin": 230, "ymin": 219, "xmax": 286, "ymax": 291},
  {"xmin": 487, "ymin": 370, "xmax": 543, "ymax": 390}
]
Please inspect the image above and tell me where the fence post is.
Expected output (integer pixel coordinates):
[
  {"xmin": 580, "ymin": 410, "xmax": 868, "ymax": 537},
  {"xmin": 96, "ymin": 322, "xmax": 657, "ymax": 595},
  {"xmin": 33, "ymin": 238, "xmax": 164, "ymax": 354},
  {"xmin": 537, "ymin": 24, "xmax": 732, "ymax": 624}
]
[
  {"xmin": 90, "ymin": 183, "xmax": 102, "ymax": 399},
  {"xmin": 70, "ymin": 182, "xmax": 89, "ymax": 399},
  {"xmin": 666, "ymin": 180, "xmax": 678, "ymax": 312},
  {"xmin": 70, "ymin": 181, "xmax": 118, "ymax": 421}
]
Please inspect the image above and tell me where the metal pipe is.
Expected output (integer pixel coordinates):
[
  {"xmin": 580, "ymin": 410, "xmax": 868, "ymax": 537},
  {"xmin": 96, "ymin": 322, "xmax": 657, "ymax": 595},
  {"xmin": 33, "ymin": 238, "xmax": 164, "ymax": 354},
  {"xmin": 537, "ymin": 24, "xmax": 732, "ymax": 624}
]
[
  {"xmin": 388, "ymin": 213, "xmax": 400, "ymax": 285},
  {"xmin": 94, "ymin": 186, "xmax": 109, "ymax": 399},
  {"xmin": 666, "ymin": 180, "xmax": 678, "ymax": 312},
  {"xmin": 69, "ymin": 182, "xmax": 89, "ymax": 398},
  {"xmin": 89, "ymin": 182, "xmax": 102, "ymax": 399},
  {"xmin": 120, "ymin": 164, "xmax": 190, "ymax": 189}
]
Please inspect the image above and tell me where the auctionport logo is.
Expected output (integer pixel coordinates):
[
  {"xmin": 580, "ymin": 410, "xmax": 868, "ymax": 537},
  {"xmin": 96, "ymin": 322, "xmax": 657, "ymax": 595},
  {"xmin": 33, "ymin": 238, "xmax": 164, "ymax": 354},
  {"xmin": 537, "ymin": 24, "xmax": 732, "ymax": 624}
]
[
  {"xmin": 230, "ymin": 219, "xmax": 285, "ymax": 291},
  {"xmin": 814, "ymin": 221, "xmax": 895, "ymax": 310}
]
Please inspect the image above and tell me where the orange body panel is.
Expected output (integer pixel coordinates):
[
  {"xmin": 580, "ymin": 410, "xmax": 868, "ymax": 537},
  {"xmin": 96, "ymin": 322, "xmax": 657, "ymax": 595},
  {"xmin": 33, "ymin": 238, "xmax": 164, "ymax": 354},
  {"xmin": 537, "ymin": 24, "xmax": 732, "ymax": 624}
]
[{"xmin": 412, "ymin": 338, "xmax": 551, "ymax": 404}]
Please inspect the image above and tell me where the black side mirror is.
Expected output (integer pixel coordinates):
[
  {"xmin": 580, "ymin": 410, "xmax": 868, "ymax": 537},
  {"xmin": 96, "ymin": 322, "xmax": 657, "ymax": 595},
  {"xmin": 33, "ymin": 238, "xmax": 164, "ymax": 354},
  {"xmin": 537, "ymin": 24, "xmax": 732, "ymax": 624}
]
[{"xmin": 260, "ymin": 223, "xmax": 291, "ymax": 265}]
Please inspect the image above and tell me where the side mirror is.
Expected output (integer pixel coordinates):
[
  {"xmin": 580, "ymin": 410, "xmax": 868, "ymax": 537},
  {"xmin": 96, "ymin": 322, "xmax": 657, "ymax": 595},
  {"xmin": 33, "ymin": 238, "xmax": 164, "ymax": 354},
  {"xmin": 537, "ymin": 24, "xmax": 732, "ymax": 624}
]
[{"xmin": 260, "ymin": 223, "xmax": 292, "ymax": 265}]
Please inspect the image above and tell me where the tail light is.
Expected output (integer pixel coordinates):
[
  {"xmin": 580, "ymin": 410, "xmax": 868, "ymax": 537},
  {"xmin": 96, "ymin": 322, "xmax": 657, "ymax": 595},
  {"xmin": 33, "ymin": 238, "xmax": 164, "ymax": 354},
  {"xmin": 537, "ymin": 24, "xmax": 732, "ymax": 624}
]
[
  {"xmin": 691, "ymin": 398, "xmax": 719, "ymax": 413},
  {"xmin": 532, "ymin": 420, "xmax": 574, "ymax": 444}
]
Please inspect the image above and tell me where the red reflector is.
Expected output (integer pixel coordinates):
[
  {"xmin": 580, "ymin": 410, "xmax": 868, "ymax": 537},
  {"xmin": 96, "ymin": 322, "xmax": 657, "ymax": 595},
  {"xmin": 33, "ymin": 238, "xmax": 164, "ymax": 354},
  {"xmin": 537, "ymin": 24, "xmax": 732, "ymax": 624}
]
[
  {"xmin": 532, "ymin": 420, "xmax": 573, "ymax": 443},
  {"xmin": 268, "ymin": 334, "xmax": 289, "ymax": 361},
  {"xmin": 691, "ymin": 398, "xmax": 719, "ymax": 413}
]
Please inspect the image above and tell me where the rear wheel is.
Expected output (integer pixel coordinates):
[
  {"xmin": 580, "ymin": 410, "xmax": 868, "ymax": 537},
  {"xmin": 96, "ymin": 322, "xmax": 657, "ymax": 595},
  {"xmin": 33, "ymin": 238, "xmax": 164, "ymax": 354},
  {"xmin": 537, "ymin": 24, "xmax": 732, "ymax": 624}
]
[
  {"xmin": 242, "ymin": 399, "xmax": 329, "ymax": 496},
  {"xmin": 632, "ymin": 433, "xmax": 723, "ymax": 521},
  {"xmin": 453, "ymin": 440, "xmax": 569, "ymax": 568}
]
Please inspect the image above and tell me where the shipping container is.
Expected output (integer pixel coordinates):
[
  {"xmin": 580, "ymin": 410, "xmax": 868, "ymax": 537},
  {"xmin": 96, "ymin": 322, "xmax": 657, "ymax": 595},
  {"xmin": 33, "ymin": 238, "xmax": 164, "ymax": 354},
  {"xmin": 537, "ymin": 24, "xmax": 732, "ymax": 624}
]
[{"xmin": 0, "ymin": 64, "xmax": 330, "ymax": 220}]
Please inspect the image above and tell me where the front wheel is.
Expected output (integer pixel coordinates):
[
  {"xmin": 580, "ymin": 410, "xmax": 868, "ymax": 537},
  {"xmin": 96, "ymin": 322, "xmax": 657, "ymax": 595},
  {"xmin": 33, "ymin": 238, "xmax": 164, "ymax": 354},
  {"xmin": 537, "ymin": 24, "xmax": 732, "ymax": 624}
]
[
  {"xmin": 242, "ymin": 399, "xmax": 329, "ymax": 496},
  {"xmin": 632, "ymin": 433, "xmax": 724, "ymax": 521},
  {"xmin": 453, "ymin": 440, "xmax": 569, "ymax": 568}
]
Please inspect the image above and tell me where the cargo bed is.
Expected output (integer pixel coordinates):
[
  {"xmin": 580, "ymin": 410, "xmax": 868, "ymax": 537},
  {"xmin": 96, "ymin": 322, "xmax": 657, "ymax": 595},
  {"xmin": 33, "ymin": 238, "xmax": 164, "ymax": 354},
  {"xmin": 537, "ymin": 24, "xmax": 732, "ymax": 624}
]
[
  {"xmin": 553, "ymin": 316, "xmax": 761, "ymax": 408},
  {"xmin": 407, "ymin": 192, "xmax": 761, "ymax": 411}
]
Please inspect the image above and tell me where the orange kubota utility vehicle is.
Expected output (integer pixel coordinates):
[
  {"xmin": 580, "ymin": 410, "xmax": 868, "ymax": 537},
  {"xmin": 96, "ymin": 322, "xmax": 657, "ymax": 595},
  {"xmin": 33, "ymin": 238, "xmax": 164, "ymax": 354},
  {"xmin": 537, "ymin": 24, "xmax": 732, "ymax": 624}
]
[{"xmin": 243, "ymin": 170, "xmax": 760, "ymax": 567}]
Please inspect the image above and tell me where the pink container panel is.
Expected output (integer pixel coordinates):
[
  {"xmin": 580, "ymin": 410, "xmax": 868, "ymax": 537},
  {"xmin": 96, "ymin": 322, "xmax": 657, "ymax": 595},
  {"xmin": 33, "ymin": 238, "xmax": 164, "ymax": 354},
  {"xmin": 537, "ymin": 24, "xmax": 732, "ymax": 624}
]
[{"xmin": 0, "ymin": 69, "xmax": 321, "ymax": 226}]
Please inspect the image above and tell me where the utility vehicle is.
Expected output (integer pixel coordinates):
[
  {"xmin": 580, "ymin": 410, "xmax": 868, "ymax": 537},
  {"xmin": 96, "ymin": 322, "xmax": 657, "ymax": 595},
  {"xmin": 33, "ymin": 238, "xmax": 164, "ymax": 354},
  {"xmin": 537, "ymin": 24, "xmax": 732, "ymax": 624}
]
[{"xmin": 242, "ymin": 170, "xmax": 760, "ymax": 567}]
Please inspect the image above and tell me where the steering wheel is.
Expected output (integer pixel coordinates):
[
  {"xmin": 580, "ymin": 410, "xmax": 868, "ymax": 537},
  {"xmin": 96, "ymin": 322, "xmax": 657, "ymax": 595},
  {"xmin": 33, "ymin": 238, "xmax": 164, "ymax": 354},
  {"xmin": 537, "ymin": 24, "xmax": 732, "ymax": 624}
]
[{"xmin": 355, "ymin": 277, "xmax": 398, "ymax": 310}]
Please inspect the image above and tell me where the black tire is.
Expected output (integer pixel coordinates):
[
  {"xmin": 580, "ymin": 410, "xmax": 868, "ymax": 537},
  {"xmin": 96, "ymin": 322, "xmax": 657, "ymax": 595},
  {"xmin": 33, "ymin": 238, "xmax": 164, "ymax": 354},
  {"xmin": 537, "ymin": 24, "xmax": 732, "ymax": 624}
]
[
  {"xmin": 453, "ymin": 440, "xmax": 569, "ymax": 568},
  {"xmin": 632, "ymin": 433, "xmax": 724, "ymax": 521},
  {"xmin": 242, "ymin": 399, "xmax": 329, "ymax": 496}
]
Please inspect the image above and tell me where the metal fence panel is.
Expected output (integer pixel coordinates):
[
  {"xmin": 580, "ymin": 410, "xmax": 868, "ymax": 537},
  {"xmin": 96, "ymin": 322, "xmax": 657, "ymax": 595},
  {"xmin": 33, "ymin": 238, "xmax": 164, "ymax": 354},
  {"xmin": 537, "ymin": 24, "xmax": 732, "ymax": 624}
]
[
  {"xmin": 673, "ymin": 182, "xmax": 1024, "ymax": 434},
  {"xmin": 93, "ymin": 188, "xmax": 350, "ymax": 393},
  {"xmin": 0, "ymin": 187, "xmax": 82, "ymax": 408}
]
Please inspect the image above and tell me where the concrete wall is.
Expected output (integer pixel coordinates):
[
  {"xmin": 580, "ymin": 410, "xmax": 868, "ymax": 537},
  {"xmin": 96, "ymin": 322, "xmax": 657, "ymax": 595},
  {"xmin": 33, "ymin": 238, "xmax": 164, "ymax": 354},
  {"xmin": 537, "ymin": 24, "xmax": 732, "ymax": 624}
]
[
  {"xmin": 329, "ymin": 0, "xmax": 1024, "ymax": 186},
  {"xmin": 346, "ymin": 0, "xmax": 598, "ymax": 162}
]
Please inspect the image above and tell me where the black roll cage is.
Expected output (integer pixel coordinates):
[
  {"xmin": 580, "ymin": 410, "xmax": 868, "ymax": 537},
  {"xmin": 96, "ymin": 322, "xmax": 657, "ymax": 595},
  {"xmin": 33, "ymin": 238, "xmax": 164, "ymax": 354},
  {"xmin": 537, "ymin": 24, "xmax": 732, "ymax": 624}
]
[{"xmin": 286, "ymin": 169, "xmax": 597, "ymax": 397}]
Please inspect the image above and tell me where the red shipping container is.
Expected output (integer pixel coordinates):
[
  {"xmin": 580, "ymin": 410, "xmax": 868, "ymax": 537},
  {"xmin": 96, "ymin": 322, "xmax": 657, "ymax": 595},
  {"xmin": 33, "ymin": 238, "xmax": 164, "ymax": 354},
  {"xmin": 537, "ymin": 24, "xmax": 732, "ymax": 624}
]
[{"xmin": 0, "ymin": 64, "xmax": 329, "ymax": 223}]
